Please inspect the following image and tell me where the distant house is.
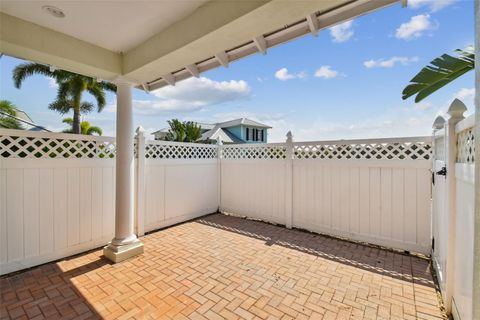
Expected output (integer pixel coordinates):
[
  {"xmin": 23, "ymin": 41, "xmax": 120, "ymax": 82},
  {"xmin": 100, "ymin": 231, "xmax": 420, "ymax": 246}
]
[{"xmin": 152, "ymin": 118, "xmax": 271, "ymax": 144}]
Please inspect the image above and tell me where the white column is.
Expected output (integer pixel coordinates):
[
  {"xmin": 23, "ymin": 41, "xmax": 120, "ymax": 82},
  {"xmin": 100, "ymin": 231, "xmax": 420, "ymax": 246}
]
[
  {"xmin": 104, "ymin": 80, "xmax": 143, "ymax": 263},
  {"xmin": 473, "ymin": 1, "xmax": 480, "ymax": 318}
]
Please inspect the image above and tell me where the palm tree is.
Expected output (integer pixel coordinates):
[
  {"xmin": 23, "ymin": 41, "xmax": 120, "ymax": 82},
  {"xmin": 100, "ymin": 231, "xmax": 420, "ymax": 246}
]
[
  {"xmin": 402, "ymin": 46, "xmax": 474, "ymax": 102},
  {"xmin": 0, "ymin": 100, "xmax": 24, "ymax": 129},
  {"xmin": 62, "ymin": 117, "xmax": 103, "ymax": 135},
  {"xmin": 13, "ymin": 63, "xmax": 116, "ymax": 134}
]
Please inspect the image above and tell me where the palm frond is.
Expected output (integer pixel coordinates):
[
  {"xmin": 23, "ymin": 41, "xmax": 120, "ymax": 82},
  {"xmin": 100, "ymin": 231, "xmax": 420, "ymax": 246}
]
[
  {"xmin": 100, "ymin": 81, "xmax": 117, "ymax": 93},
  {"xmin": 87, "ymin": 84, "xmax": 106, "ymax": 111},
  {"xmin": 402, "ymin": 47, "xmax": 475, "ymax": 102},
  {"xmin": 13, "ymin": 63, "xmax": 55, "ymax": 88},
  {"xmin": 86, "ymin": 125, "xmax": 102, "ymax": 136},
  {"xmin": 80, "ymin": 102, "xmax": 95, "ymax": 113},
  {"xmin": 48, "ymin": 99, "xmax": 73, "ymax": 114},
  {"xmin": 0, "ymin": 100, "xmax": 18, "ymax": 116},
  {"xmin": 62, "ymin": 117, "xmax": 74, "ymax": 125}
]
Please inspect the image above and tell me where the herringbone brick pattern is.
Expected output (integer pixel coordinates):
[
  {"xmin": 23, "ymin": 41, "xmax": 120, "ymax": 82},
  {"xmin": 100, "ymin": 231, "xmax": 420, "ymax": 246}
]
[{"xmin": 1, "ymin": 213, "xmax": 444, "ymax": 319}]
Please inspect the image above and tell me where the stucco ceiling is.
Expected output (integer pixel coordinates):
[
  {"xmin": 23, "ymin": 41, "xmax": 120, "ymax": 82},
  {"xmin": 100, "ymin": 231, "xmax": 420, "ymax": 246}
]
[{"xmin": 0, "ymin": 0, "xmax": 209, "ymax": 53}]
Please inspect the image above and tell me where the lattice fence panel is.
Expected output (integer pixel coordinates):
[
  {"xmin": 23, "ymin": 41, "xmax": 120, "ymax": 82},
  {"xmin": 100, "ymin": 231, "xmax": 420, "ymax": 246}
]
[
  {"xmin": 222, "ymin": 145, "xmax": 287, "ymax": 160},
  {"xmin": 294, "ymin": 141, "xmax": 432, "ymax": 160},
  {"xmin": 457, "ymin": 128, "xmax": 474, "ymax": 163},
  {"xmin": 145, "ymin": 143, "xmax": 217, "ymax": 159},
  {"xmin": 0, "ymin": 134, "xmax": 116, "ymax": 159}
]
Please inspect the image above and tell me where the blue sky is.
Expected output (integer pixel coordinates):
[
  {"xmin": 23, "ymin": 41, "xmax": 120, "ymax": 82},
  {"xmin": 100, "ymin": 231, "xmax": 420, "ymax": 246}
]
[{"xmin": 0, "ymin": 0, "xmax": 475, "ymax": 142}]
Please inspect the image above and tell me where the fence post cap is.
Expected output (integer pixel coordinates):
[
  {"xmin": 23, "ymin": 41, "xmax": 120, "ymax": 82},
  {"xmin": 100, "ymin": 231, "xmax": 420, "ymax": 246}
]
[
  {"xmin": 216, "ymin": 137, "xmax": 223, "ymax": 145},
  {"xmin": 432, "ymin": 116, "xmax": 446, "ymax": 129},
  {"xmin": 286, "ymin": 131, "xmax": 293, "ymax": 140},
  {"xmin": 447, "ymin": 98, "xmax": 467, "ymax": 119},
  {"xmin": 135, "ymin": 126, "xmax": 145, "ymax": 135}
]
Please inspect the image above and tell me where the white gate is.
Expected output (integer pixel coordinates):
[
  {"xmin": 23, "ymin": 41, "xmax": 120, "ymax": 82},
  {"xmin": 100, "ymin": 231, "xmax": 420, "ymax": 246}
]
[
  {"xmin": 430, "ymin": 99, "xmax": 475, "ymax": 319},
  {"xmin": 431, "ymin": 124, "xmax": 448, "ymax": 294}
]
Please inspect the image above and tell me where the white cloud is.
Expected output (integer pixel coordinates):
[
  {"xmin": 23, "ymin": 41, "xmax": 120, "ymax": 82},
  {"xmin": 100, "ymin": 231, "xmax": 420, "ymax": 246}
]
[
  {"xmin": 414, "ymin": 100, "xmax": 432, "ymax": 110},
  {"xmin": 47, "ymin": 77, "xmax": 58, "ymax": 89},
  {"xmin": 329, "ymin": 20, "xmax": 354, "ymax": 43},
  {"xmin": 395, "ymin": 14, "xmax": 434, "ymax": 40},
  {"xmin": 452, "ymin": 87, "xmax": 475, "ymax": 110},
  {"xmin": 274, "ymin": 68, "xmax": 307, "ymax": 81},
  {"xmin": 314, "ymin": 66, "xmax": 339, "ymax": 79},
  {"xmin": 364, "ymin": 56, "xmax": 419, "ymax": 68},
  {"xmin": 111, "ymin": 77, "xmax": 251, "ymax": 115},
  {"xmin": 408, "ymin": 0, "xmax": 457, "ymax": 12}
]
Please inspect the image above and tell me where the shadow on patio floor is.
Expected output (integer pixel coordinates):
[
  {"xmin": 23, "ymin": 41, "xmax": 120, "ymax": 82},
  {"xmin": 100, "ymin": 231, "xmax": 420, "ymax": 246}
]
[{"xmin": 195, "ymin": 213, "xmax": 436, "ymax": 289}]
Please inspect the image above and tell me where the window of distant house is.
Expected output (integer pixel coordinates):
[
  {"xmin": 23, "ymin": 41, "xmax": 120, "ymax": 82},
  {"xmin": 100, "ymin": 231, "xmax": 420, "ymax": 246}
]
[{"xmin": 246, "ymin": 127, "xmax": 264, "ymax": 141}]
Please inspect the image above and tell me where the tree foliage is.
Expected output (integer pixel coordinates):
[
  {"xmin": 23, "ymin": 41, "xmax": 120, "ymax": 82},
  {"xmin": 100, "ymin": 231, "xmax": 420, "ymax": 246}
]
[
  {"xmin": 402, "ymin": 47, "xmax": 474, "ymax": 102},
  {"xmin": 0, "ymin": 100, "xmax": 24, "ymax": 129},
  {"xmin": 13, "ymin": 63, "xmax": 116, "ymax": 134},
  {"xmin": 62, "ymin": 117, "xmax": 103, "ymax": 135},
  {"xmin": 165, "ymin": 119, "xmax": 202, "ymax": 142}
]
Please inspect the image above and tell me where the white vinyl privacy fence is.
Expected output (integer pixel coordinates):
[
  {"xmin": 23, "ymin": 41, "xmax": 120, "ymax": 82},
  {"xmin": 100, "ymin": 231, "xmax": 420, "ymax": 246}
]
[
  {"xmin": 0, "ymin": 128, "xmax": 433, "ymax": 275},
  {"xmin": 431, "ymin": 100, "xmax": 475, "ymax": 320},
  {"xmin": 220, "ymin": 135, "xmax": 433, "ymax": 254},
  {"xmin": 0, "ymin": 128, "xmax": 219, "ymax": 275}
]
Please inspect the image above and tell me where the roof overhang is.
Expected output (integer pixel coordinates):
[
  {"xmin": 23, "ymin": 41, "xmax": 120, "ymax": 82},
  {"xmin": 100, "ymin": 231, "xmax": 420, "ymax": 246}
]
[{"xmin": 0, "ymin": 0, "xmax": 401, "ymax": 90}]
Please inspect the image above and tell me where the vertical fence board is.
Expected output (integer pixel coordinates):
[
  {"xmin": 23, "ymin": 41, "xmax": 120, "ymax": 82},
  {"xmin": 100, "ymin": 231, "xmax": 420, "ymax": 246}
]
[
  {"xmin": 79, "ymin": 168, "xmax": 93, "ymax": 243},
  {"xmin": 392, "ymin": 168, "xmax": 405, "ymax": 242},
  {"xmin": 7, "ymin": 169, "xmax": 23, "ymax": 261},
  {"xmin": 102, "ymin": 168, "xmax": 114, "ymax": 237},
  {"xmin": 23, "ymin": 169, "xmax": 39, "ymax": 258},
  {"xmin": 349, "ymin": 167, "xmax": 360, "ymax": 234},
  {"xmin": 91, "ymin": 167, "xmax": 103, "ymax": 240},
  {"xmin": 67, "ymin": 168, "xmax": 80, "ymax": 246},
  {"xmin": 54, "ymin": 168, "xmax": 67, "ymax": 250},
  {"xmin": 323, "ymin": 166, "xmax": 332, "ymax": 229},
  {"xmin": 369, "ymin": 168, "xmax": 381, "ymax": 238},
  {"xmin": 416, "ymin": 168, "xmax": 431, "ymax": 247},
  {"xmin": 331, "ymin": 166, "xmax": 341, "ymax": 230},
  {"xmin": 380, "ymin": 168, "xmax": 392, "ymax": 239},
  {"xmin": 340, "ymin": 168, "xmax": 350, "ymax": 232},
  {"xmin": 0, "ymin": 170, "xmax": 7, "ymax": 263},
  {"xmin": 359, "ymin": 167, "xmax": 370, "ymax": 235},
  {"xmin": 39, "ymin": 169, "xmax": 54, "ymax": 255},
  {"xmin": 404, "ymin": 168, "xmax": 417, "ymax": 244}
]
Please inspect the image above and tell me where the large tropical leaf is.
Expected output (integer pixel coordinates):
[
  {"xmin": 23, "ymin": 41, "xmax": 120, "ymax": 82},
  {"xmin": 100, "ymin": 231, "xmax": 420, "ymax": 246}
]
[{"xmin": 402, "ymin": 47, "xmax": 474, "ymax": 102}]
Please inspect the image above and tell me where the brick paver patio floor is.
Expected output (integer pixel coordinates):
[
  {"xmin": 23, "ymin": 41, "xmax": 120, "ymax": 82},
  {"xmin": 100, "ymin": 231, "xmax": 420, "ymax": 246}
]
[{"xmin": 1, "ymin": 213, "xmax": 445, "ymax": 320}]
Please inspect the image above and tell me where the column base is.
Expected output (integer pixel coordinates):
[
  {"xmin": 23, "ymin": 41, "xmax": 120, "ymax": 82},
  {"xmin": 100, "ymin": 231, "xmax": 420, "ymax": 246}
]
[{"xmin": 103, "ymin": 239, "xmax": 144, "ymax": 263}]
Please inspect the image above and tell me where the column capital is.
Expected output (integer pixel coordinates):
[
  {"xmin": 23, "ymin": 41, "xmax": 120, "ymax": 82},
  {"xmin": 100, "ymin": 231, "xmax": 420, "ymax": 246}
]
[{"xmin": 113, "ymin": 77, "xmax": 138, "ymax": 87}]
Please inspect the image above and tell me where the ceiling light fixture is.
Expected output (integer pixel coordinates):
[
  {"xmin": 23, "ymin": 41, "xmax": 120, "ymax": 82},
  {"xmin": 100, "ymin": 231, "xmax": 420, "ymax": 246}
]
[{"xmin": 42, "ymin": 5, "xmax": 65, "ymax": 18}]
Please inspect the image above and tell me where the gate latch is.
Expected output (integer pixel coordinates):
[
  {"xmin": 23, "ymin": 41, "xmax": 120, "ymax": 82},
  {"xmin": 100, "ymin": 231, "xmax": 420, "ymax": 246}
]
[{"xmin": 436, "ymin": 167, "xmax": 447, "ymax": 176}]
